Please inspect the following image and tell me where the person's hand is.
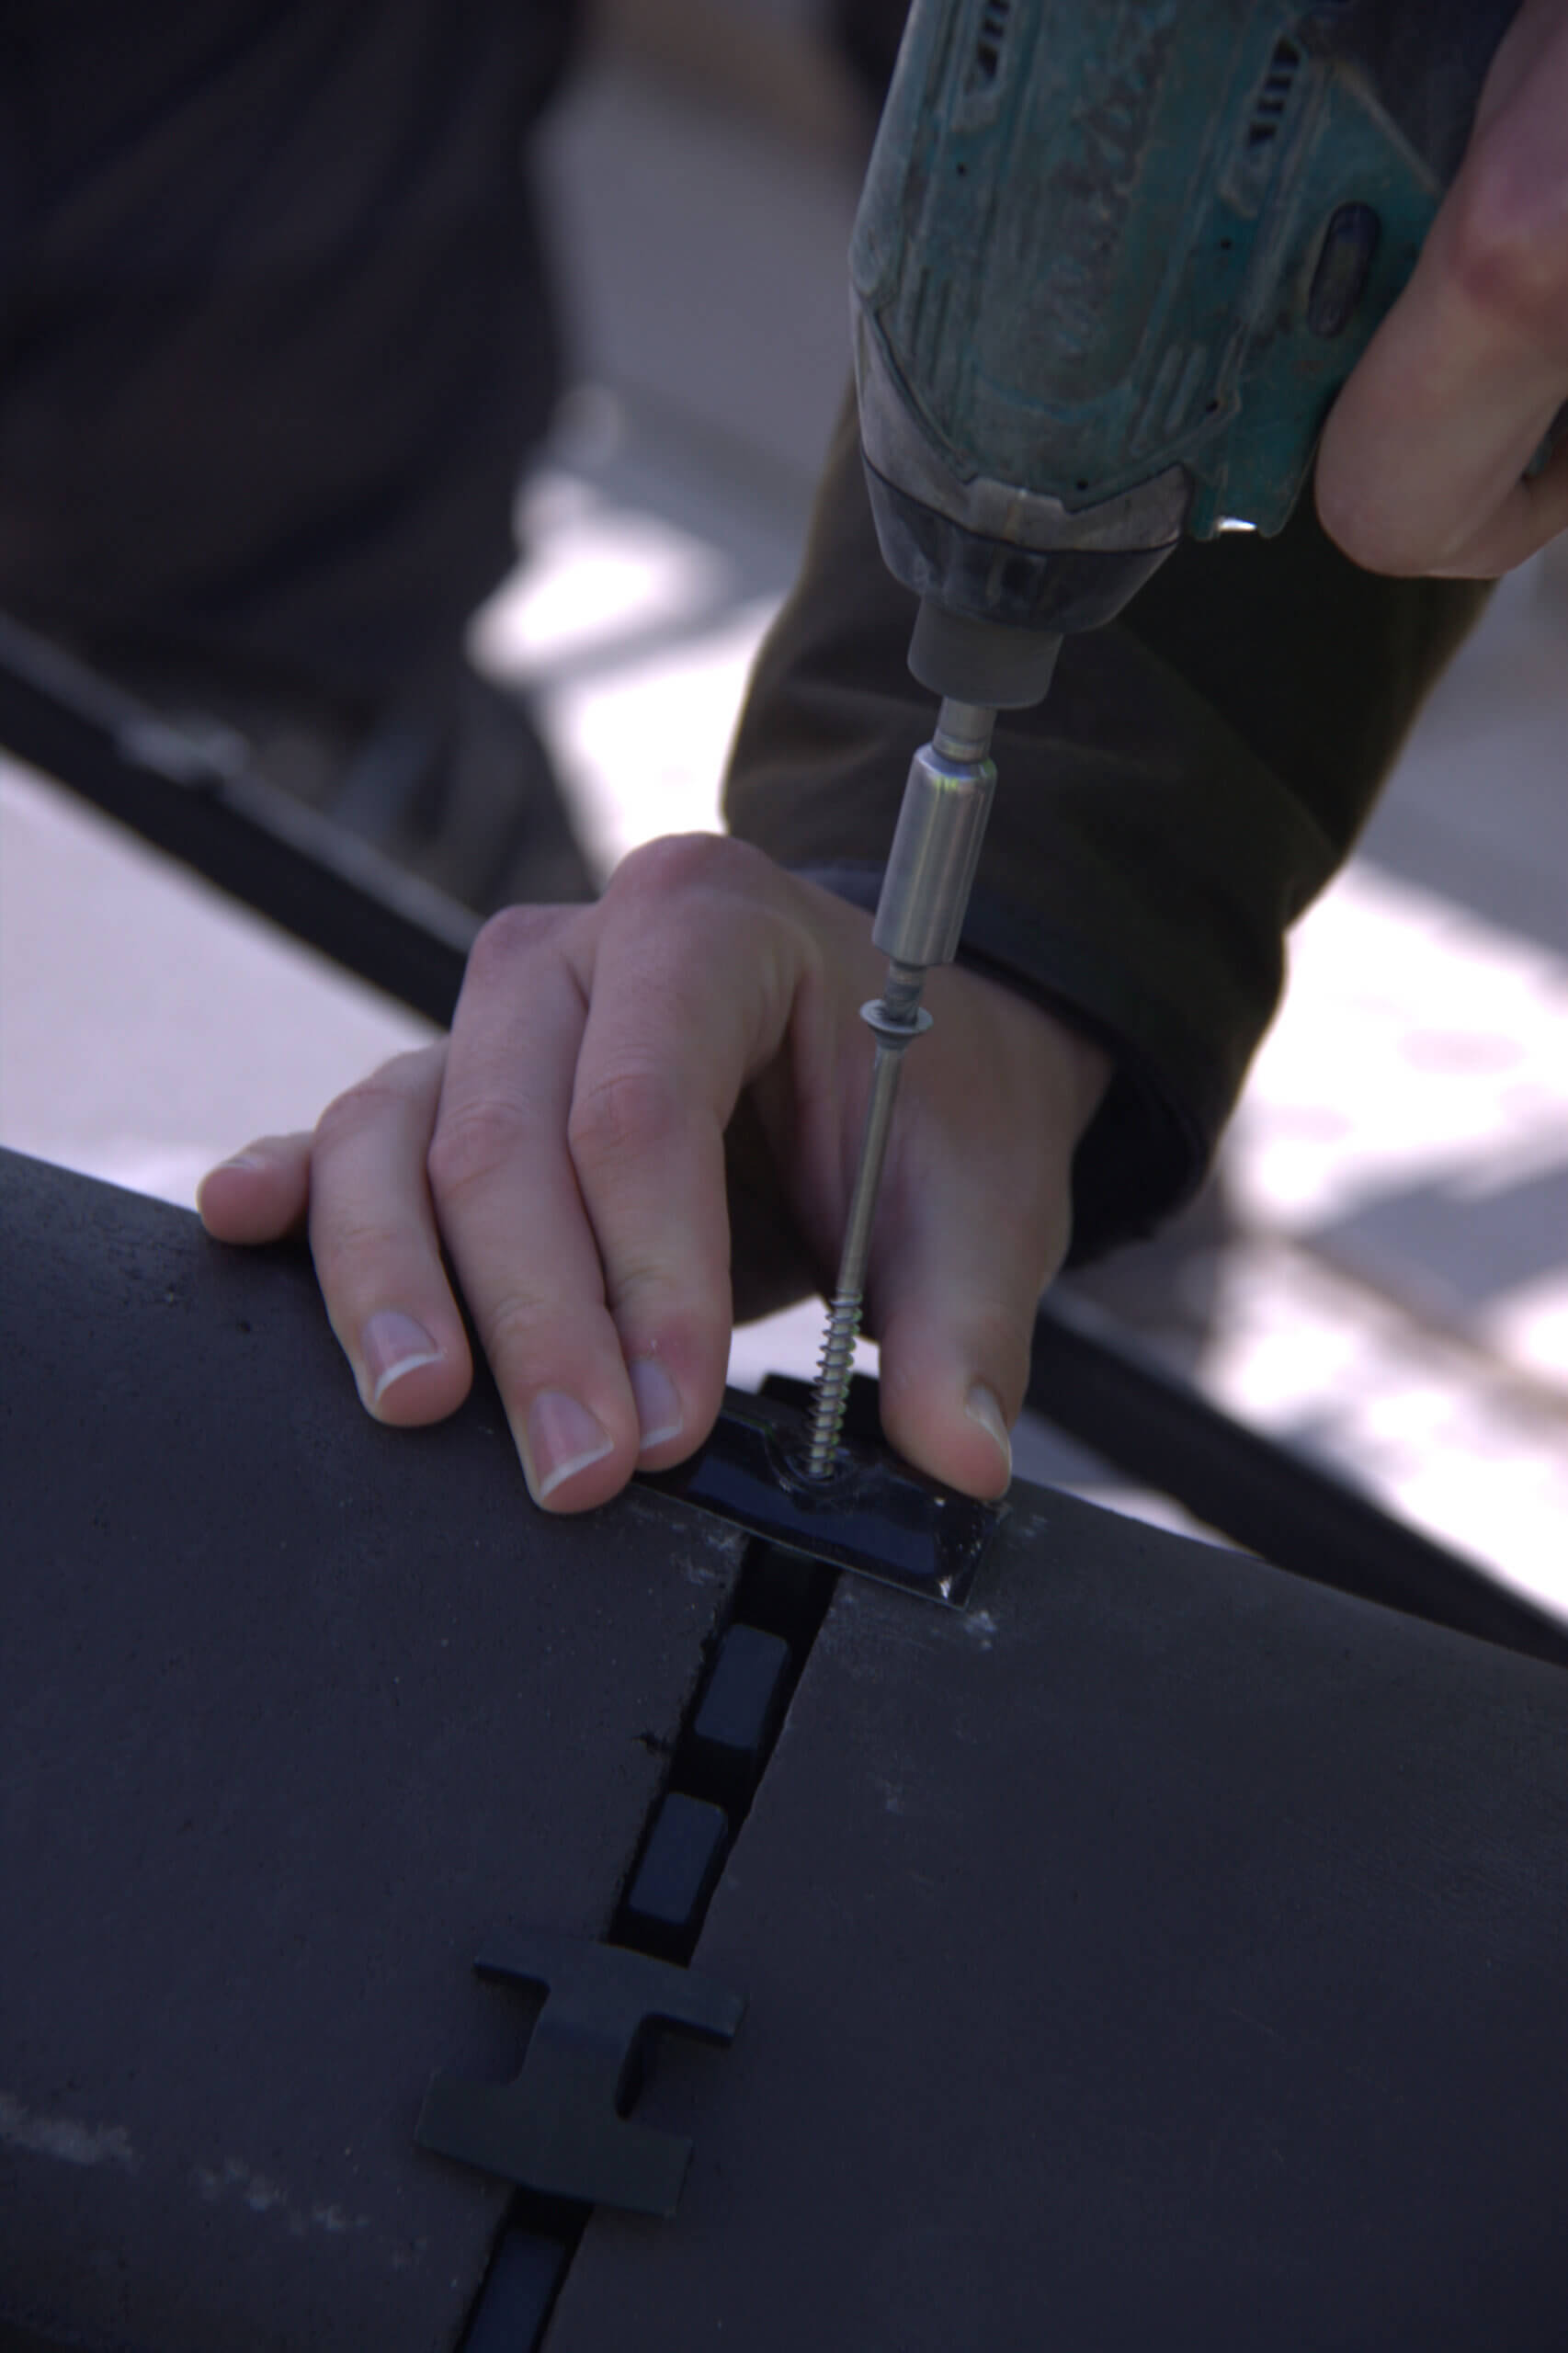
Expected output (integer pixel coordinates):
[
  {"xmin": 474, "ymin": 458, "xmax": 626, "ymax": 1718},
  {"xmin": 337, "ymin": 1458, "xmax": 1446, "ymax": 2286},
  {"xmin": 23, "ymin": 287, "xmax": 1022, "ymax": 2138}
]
[
  {"xmin": 1315, "ymin": 0, "xmax": 1568, "ymax": 578},
  {"xmin": 199, "ymin": 835, "xmax": 1111, "ymax": 1512}
]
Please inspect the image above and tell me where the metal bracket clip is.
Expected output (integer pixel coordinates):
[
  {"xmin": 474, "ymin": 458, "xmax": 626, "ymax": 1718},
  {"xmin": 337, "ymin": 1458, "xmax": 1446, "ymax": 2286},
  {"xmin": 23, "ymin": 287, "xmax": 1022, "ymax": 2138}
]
[
  {"xmin": 646, "ymin": 1387, "xmax": 1005, "ymax": 1610},
  {"xmin": 416, "ymin": 1929, "xmax": 744, "ymax": 2219}
]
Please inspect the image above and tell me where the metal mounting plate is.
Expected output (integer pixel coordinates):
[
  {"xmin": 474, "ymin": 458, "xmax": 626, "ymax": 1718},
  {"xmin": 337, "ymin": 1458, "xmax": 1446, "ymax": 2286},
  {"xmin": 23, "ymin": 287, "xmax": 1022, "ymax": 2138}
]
[
  {"xmin": 644, "ymin": 1390, "xmax": 1005, "ymax": 1610},
  {"xmin": 417, "ymin": 1932, "xmax": 744, "ymax": 2219}
]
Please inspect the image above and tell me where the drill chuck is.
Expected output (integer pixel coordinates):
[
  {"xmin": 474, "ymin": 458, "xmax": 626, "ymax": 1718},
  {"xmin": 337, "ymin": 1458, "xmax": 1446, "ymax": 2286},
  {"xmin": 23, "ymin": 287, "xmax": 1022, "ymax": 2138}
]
[
  {"xmin": 906, "ymin": 599, "xmax": 1063, "ymax": 710},
  {"xmin": 872, "ymin": 699, "xmax": 1000, "ymax": 972}
]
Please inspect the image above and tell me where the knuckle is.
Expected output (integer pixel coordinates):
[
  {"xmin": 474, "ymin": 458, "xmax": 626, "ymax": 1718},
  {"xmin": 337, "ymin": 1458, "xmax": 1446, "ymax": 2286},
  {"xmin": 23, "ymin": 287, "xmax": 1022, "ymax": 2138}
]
[
  {"xmin": 1446, "ymin": 160, "xmax": 1568, "ymax": 344},
  {"xmin": 568, "ymin": 1065, "xmax": 684, "ymax": 1173},
  {"xmin": 312, "ymin": 1043, "xmax": 444, "ymax": 1159},
  {"xmin": 1312, "ymin": 437, "xmax": 1424, "ymax": 574},
  {"xmin": 603, "ymin": 1256, "xmax": 687, "ymax": 1329},
  {"xmin": 312, "ymin": 1073, "xmax": 412, "ymax": 1156},
  {"xmin": 1312, "ymin": 466, "xmax": 1373, "ymax": 565},
  {"xmin": 607, "ymin": 830, "xmax": 758, "ymax": 914},
  {"xmin": 480, "ymin": 1287, "xmax": 569, "ymax": 1382},
  {"xmin": 310, "ymin": 1207, "xmax": 413, "ymax": 1290},
  {"xmin": 1318, "ymin": 499, "xmax": 1423, "ymax": 580},
  {"xmin": 426, "ymin": 1096, "xmax": 535, "ymax": 1206},
  {"xmin": 464, "ymin": 903, "xmax": 564, "ymax": 991}
]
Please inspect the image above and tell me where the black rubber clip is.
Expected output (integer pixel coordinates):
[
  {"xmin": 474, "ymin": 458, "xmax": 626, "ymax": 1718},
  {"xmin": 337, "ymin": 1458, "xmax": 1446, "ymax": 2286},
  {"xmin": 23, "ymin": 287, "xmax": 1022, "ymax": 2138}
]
[
  {"xmin": 644, "ymin": 1386, "xmax": 1004, "ymax": 1610},
  {"xmin": 416, "ymin": 1929, "xmax": 744, "ymax": 2218}
]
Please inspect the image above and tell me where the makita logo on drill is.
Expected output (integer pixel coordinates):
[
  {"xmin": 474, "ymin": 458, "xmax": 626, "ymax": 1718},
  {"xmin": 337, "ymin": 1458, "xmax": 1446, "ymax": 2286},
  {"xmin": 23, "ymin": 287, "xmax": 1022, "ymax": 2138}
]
[{"xmin": 1029, "ymin": 3, "xmax": 1180, "ymax": 380}]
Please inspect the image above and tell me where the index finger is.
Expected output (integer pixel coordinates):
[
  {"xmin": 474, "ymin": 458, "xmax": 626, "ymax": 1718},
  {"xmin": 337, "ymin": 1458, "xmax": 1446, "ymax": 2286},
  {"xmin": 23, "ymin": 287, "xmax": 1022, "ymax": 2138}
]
[
  {"xmin": 1315, "ymin": 3, "xmax": 1568, "ymax": 576},
  {"xmin": 427, "ymin": 905, "xmax": 642, "ymax": 1510}
]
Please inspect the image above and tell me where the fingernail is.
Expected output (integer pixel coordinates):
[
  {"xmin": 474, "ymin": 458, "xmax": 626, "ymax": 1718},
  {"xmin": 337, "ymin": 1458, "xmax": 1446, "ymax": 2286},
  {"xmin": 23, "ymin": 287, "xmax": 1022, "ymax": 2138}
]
[
  {"xmin": 196, "ymin": 1152, "xmax": 261, "ymax": 1211},
  {"xmin": 525, "ymin": 1391, "xmax": 615, "ymax": 1503},
  {"xmin": 630, "ymin": 1358, "xmax": 683, "ymax": 1451},
  {"xmin": 362, "ymin": 1310, "xmax": 444, "ymax": 1404},
  {"xmin": 965, "ymin": 1381, "xmax": 1012, "ymax": 1477}
]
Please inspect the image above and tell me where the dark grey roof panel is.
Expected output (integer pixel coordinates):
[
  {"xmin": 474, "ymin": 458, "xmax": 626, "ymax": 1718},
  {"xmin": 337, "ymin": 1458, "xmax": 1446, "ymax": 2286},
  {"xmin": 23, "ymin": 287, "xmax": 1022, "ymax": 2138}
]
[{"xmin": 0, "ymin": 1152, "xmax": 742, "ymax": 2351}]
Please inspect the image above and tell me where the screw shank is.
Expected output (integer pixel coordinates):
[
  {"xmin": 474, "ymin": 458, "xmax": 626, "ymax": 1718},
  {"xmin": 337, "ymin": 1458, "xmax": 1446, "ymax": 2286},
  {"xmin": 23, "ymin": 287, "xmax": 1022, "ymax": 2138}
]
[{"xmin": 835, "ymin": 1031, "xmax": 910, "ymax": 1313}]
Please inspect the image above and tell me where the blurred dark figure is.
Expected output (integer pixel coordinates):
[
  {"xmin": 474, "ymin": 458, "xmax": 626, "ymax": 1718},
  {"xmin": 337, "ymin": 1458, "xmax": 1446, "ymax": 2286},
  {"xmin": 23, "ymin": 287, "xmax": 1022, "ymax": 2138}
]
[
  {"xmin": 828, "ymin": 0, "xmax": 909, "ymax": 108},
  {"xmin": 0, "ymin": 1, "xmax": 921, "ymax": 912},
  {"xmin": 0, "ymin": 1, "xmax": 592, "ymax": 906}
]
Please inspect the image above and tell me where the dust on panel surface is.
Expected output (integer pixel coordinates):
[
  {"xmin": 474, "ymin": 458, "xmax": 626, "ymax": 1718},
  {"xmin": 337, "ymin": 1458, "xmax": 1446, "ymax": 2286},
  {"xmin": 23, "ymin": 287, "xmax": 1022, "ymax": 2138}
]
[{"xmin": 550, "ymin": 1482, "xmax": 1568, "ymax": 2351}]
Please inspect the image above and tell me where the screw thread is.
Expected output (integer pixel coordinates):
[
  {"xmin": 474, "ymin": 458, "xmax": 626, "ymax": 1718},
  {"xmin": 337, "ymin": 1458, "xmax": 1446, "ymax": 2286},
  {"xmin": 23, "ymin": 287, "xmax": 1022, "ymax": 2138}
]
[{"xmin": 804, "ymin": 1290, "xmax": 863, "ymax": 1479}]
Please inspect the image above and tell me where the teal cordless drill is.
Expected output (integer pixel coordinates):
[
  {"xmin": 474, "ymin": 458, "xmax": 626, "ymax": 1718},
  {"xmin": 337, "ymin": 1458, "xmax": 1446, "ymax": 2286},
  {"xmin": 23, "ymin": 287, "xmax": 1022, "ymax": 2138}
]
[{"xmin": 806, "ymin": 0, "xmax": 1518, "ymax": 1470}]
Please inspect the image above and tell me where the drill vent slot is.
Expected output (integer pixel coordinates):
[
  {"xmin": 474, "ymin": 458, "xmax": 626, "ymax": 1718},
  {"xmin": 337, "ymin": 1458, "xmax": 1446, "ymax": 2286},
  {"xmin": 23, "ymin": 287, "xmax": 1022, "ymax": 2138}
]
[
  {"xmin": 967, "ymin": 0, "xmax": 1013, "ymax": 93},
  {"xmin": 1247, "ymin": 39, "xmax": 1301, "ymax": 150}
]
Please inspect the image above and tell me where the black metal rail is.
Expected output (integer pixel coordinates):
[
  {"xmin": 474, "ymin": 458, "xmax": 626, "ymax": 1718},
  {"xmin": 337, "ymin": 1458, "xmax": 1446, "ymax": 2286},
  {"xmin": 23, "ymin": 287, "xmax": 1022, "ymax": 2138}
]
[
  {"xmin": 1029, "ymin": 1290, "xmax": 1568, "ymax": 1670},
  {"xmin": 0, "ymin": 613, "xmax": 474, "ymax": 1027}
]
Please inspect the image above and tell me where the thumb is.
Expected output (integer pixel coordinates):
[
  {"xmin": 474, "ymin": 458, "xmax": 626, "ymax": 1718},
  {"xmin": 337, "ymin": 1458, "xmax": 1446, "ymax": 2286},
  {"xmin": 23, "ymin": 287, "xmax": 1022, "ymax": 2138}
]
[
  {"xmin": 869, "ymin": 1162, "xmax": 1073, "ymax": 1500},
  {"xmin": 838, "ymin": 962, "xmax": 1110, "ymax": 1498},
  {"xmin": 197, "ymin": 1131, "xmax": 312, "ymax": 1242}
]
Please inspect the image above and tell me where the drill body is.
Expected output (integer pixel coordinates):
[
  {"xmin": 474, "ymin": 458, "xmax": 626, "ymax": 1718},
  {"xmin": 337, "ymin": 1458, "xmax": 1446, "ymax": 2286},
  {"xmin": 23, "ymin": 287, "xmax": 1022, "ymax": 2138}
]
[{"xmin": 851, "ymin": 0, "xmax": 1514, "ymax": 705}]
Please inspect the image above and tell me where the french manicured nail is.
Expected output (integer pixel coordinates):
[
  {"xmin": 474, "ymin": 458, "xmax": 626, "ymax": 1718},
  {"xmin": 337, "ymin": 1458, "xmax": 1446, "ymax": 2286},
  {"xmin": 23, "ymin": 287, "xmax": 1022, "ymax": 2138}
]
[
  {"xmin": 965, "ymin": 1381, "xmax": 1012, "ymax": 1477},
  {"xmin": 362, "ymin": 1310, "xmax": 444, "ymax": 1404},
  {"xmin": 525, "ymin": 1391, "xmax": 615, "ymax": 1503},
  {"xmin": 630, "ymin": 1358, "xmax": 683, "ymax": 1451}
]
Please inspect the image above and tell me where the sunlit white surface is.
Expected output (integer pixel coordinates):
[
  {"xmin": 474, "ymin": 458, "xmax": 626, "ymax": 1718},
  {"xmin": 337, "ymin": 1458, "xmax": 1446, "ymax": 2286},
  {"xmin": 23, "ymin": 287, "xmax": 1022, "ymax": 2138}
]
[
  {"xmin": 538, "ymin": 597, "xmax": 780, "ymax": 876},
  {"xmin": 0, "ymin": 760, "xmax": 433, "ymax": 1210},
  {"xmin": 468, "ymin": 471, "xmax": 731, "ymax": 678},
  {"xmin": 1229, "ymin": 863, "xmax": 1568, "ymax": 1230}
]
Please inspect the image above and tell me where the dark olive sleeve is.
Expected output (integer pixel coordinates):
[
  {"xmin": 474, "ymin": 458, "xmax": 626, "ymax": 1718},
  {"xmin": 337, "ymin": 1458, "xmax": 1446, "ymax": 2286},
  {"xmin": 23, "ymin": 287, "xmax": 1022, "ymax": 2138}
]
[{"xmin": 723, "ymin": 393, "xmax": 1488, "ymax": 1261}]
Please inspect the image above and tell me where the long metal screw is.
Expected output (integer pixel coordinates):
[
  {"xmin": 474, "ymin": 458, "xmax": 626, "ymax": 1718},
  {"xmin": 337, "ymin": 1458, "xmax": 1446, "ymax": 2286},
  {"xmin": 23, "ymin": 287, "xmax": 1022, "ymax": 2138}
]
[
  {"xmin": 801, "ymin": 696, "xmax": 997, "ymax": 1482},
  {"xmin": 803, "ymin": 963, "xmax": 931, "ymax": 1479}
]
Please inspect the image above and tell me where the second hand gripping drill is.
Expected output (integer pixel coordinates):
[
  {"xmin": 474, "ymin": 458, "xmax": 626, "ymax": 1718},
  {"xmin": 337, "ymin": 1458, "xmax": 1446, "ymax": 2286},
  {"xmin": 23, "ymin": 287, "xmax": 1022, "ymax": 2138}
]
[{"xmin": 804, "ymin": 0, "xmax": 1521, "ymax": 1473}]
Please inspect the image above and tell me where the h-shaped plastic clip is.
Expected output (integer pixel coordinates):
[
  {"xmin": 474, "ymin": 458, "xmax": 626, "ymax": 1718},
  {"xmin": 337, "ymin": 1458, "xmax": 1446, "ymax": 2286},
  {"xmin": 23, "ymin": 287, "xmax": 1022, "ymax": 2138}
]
[{"xmin": 416, "ymin": 1928, "xmax": 746, "ymax": 2218}]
